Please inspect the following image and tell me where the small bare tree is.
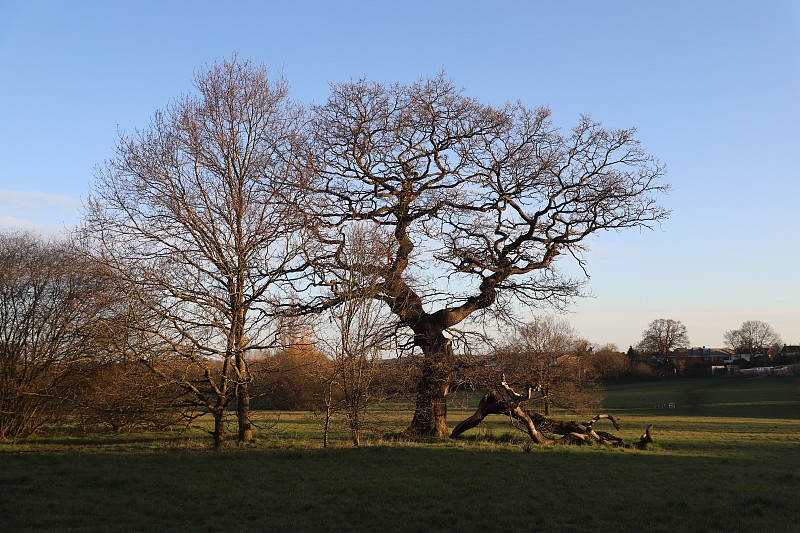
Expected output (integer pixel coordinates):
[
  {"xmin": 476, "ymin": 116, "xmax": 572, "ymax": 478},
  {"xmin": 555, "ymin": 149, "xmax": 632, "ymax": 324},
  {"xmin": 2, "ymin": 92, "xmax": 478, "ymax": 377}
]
[
  {"xmin": 317, "ymin": 225, "xmax": 398, "ymax": 447},
  {"xmin": 494, "ymin": 316, "xmax": 598, "ymax": 415},
  {"xmin": 84, "ymin": 55, "xmax": 309, "ymax": 447}
]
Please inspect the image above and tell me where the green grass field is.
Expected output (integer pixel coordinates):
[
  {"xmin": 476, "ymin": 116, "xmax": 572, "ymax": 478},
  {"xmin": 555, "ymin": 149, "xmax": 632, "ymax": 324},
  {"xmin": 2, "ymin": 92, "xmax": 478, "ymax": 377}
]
[{"xmin": 2, "ymin": 377, "xmax": 799, "ymax": 532}]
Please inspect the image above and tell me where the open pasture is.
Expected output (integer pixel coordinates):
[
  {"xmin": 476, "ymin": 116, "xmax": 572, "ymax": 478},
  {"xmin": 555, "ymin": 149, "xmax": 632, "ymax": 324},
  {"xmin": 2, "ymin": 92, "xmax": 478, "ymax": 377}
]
[{"xmin": 1, "ymin": 377, "xmax": 798, "ymax": 532}]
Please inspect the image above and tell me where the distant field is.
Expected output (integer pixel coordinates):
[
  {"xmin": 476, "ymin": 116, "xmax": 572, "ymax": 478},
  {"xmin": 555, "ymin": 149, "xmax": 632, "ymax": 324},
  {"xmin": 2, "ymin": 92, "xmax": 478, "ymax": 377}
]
[
  {"xmin": 603, "ymin": 375, "xmax": 800, "ymax": 418},
  {"xmin": 1, "ymin": 376, "xmax": 798, "ymax": 532}
]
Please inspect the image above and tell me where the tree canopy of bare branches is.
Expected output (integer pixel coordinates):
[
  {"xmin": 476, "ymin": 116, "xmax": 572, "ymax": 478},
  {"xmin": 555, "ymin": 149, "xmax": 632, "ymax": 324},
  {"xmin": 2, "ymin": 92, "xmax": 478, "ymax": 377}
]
[
  {"xmin": 724, "ymin": 320, "xmax": 782, "ymax": 359},
  {"xmin": 84, "ymin": 55, "xmax": 309, "ymax": 447},
  {"xmin": 316, "ymin": 225, "xmax": 399, "ymax": 446},
  {"xmin": 308, "ymin": 74, "xmax": 669, "ymax": 437},
  {"xmin": 494, "ymin": 316, "xmax": 599, "ymax": 415},
  {"xmin": 0, "ymin": 232, "xmax": 116, "ymax": 439},
  {"xmin": 636, "ymin": 318, "xmax": 690, "ymax": 361}
]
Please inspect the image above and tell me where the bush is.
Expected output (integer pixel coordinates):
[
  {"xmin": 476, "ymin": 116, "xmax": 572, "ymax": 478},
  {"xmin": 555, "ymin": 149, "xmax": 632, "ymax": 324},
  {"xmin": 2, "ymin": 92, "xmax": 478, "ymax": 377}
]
[
  {"xmin": 251, "ymin": 343, "xmax": 331, "ymax": 410},
  {"xmin": 72, "ymin": 359, "xmax": 194, "ymax": 432},
  {"xmin": 627, "ymin": 362, "xmax": 654, "ymax": 380},
  {"xmin": 0, "ymin": 232, "xmax": 117, "ymax": 439}
]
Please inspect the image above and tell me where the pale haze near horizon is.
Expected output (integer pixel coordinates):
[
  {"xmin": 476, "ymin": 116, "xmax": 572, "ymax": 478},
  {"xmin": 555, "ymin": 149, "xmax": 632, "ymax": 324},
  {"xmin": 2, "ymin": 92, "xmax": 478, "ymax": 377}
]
[{"xmin": 1, "ymin": 1, "xmax": 798, "ymax": 350}]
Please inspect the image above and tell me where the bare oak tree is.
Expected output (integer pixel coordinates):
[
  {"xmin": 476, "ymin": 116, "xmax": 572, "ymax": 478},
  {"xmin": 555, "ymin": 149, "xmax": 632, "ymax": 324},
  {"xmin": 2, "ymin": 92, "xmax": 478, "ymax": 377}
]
[
  {"xmin": 636, "ymin": 318, "xmax": 690, "ymax": 362},
  {"xmin": 724, "ymin": 320, "xmax": 782, "ymax": 360},
  {"xmin": 308, "ymin": 74, "xmax": 669, "ymax": 437},
  {"xmin": 84, "ymin": 55, "xmax": 309, "ymax": 447}
]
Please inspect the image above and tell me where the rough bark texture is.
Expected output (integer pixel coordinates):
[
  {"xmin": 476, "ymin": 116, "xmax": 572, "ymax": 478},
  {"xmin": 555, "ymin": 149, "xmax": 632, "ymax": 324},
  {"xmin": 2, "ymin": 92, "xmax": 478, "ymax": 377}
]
[{"xmin": 404, "ymin": 335, "xmax": 454, "ymax": 438}]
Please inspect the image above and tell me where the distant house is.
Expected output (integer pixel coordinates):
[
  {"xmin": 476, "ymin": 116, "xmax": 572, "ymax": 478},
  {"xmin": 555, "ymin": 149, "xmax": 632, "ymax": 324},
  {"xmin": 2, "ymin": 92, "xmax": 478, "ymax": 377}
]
[
  {"xmin": 678, "ymin": 347, "xmax": 736, "ymax": 361},
  {"xmin": 670, "ymin": 347, "xmax": 740, "ymax": 375},
  {"xmin": 776, "ymin": 345, "xmax": 800, "ymax": 366}
]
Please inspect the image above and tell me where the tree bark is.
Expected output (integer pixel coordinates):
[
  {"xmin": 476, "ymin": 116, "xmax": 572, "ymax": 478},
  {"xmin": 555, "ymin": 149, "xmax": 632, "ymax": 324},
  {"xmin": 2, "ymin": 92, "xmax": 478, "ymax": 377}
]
[
  {"xmin": 322, "ymin": 382, "xmax": 333, "ymax": 449},
  {"xmin": 406, "ymin": 374, "xmax": 450, "ymax": 438},
  {"xmin": 351, "ymin": 422, "xmax": 361, "ymax": 448},
  {"xmin": 404, "ymin": 334, "xmax": 453, "ymax": 438},
  {"xmin": 235, "ymin": 326, "xmax": 253, "ymax": 443},
  {"xmin": 236, "ymin": 381, "xmax": 252, "ymax": 443},
  {"xmin": 213, "ymin": 411, "xmax": 226, "ymax": 450}
]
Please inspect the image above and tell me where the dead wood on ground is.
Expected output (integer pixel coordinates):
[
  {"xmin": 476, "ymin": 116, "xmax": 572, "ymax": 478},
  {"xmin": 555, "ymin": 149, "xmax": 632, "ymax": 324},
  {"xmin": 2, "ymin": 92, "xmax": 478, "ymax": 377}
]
[{"xmin": 450, "ymin": 376, "xmax": 654, "ymax": 449}]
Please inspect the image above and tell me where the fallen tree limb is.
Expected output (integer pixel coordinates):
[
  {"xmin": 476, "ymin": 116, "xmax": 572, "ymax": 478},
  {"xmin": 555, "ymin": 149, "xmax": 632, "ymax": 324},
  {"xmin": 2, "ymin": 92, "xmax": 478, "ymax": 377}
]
[{"xmin": 450, "ymin": 388, "xmax": 655, "ymax": 449}]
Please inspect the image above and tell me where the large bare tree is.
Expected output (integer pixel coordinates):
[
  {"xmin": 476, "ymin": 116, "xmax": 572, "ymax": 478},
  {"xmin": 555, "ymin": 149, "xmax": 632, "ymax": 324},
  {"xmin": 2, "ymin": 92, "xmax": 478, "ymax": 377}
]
[
  {"xmin": 84, "ymin": 55, "xmax": 309, "ymax": 447},
  {"xmin": 308, "ymin": 74, "xmax": 669, "ymax": 437}
]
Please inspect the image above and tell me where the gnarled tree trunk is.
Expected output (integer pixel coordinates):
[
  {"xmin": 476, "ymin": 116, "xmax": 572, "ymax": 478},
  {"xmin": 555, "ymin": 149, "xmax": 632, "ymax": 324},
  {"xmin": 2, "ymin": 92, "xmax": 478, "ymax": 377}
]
[{"xmin": 404, "ymin": 335, "xmax": 454, "ymax": 438}]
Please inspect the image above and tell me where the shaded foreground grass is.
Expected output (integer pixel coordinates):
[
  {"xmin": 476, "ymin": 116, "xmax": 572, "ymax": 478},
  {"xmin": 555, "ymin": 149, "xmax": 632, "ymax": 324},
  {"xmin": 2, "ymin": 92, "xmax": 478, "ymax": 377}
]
[
  {"xmin": 2, "ymin": 444, "xmax": 799, "ymax": 532},
  {"xmin": 1, "ymin": 377, "xmax": 799, "ymax": 532}
]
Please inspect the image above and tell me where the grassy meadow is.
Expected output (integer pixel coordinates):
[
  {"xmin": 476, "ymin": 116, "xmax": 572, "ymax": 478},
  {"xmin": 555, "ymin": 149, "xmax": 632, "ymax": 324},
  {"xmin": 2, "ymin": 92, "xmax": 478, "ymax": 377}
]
[{"xmin": 1, "ymin": 376, "xmax": 798, "ymax": 532}]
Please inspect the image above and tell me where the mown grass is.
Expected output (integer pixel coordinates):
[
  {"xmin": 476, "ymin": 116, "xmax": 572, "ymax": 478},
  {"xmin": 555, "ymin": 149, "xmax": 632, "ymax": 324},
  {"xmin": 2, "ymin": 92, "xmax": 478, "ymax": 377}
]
[
  {"xmin": 1, "ymin": 376, "xmax": 798, "ymax": 532},
  {"xmin": 603, "ymin": 376, "xmax": 800, "ymax": 419}
]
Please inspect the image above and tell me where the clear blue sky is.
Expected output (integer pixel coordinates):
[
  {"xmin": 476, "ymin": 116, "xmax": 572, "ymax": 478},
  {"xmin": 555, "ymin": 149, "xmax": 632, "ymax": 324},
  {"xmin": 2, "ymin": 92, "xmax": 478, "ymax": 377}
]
[{"xmin": 1, "ymin": 1, "xmax": 798, "ymax": 349}]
